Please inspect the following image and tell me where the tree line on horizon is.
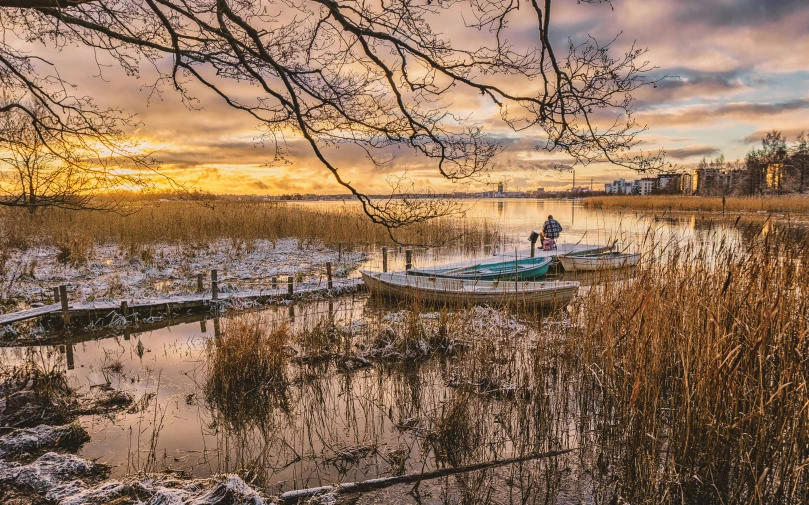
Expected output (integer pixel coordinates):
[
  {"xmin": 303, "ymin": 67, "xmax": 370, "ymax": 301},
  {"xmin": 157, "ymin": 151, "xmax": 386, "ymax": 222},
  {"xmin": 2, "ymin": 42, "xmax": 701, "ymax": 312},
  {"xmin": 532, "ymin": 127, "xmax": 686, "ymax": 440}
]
[{"xmin": 652, "ymin": 130, "xmax": 808, "ymax": 196}]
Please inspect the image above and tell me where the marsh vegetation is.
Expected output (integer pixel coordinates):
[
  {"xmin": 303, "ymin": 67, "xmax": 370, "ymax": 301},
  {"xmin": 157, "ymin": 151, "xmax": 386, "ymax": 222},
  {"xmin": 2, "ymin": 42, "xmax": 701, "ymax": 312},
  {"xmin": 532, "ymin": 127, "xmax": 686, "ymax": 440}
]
[{"xmin": 0, "ymin": 203, "xmax": 807, "ymax": 504}]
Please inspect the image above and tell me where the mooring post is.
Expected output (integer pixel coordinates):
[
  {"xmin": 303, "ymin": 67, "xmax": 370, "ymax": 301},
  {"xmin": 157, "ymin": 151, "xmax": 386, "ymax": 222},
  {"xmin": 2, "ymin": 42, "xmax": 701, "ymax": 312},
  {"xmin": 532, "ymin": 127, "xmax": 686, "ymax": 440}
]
[
  {"xmin": 197, "ymin": 273, "xmax": 204, "ymax": 293},
  {"xmin": 272, "ymin": 276, "xmax": 277, "ymax": 290},
  {"xmin": 200, "ymin": 319, "xmax": 207, "ymax": 333},
  {"xmin": 530, "ymin": 241, "xmax": 536, "ymax": 258},
  {"xmin": 405, "ymin": 249, "xmax": 413, "ymax": 270},
  {"xmin": 382, "ymin": 247, "xmax": 388, "ymax": 273},
  {"xmin": 52, "ymin": 286, "xmax": 60, "ymax": 304},
  {"xmin": 288, "ymin": 276, "xmax": 294, "ymax": 297},
  {"xmin": 211, "ymin": 269, "xmax": 218, "ymax": 301},
  {"xmin": 59, "ymin": 285, "xmax": 70, "ymax": 324},
  {"xmin": 326, "ymin": 262, "xmax": 333, "ymax": 290},
  {"xmin": 65, "ymin": 341, "xmax": 74, "ymax": 370},
  {"xmin": 120, "ymin": 301, "xmax": 129, "ymax": 318}
]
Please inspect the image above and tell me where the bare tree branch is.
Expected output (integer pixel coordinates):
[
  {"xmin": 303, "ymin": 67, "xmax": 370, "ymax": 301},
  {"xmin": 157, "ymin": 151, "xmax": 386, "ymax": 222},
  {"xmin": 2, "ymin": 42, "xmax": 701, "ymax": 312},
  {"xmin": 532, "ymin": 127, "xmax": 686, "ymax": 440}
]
[{"xmin": 1, "ymin": 0, "xmax": 662, "ymax": 227}]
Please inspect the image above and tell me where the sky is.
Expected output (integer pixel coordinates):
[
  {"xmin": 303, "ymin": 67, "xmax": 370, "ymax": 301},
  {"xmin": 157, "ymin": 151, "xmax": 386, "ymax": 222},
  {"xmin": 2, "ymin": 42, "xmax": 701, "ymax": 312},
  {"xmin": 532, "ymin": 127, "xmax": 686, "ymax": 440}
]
[{"xmin": 10, "ymin": 0, "xmax": 809, "ymax": 195}]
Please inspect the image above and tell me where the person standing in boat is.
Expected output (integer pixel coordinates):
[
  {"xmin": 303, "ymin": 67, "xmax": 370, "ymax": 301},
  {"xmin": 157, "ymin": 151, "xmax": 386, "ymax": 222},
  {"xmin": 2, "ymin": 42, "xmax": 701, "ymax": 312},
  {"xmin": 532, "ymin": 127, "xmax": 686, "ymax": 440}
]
[{"xmin": 541, "ymin": 215, "xmax": 563, "ymax": 250}]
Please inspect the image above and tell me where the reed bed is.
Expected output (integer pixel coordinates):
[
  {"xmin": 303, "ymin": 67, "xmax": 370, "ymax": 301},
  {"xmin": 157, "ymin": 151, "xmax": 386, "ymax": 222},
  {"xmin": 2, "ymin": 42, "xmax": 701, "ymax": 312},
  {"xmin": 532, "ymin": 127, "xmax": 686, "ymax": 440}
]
[
  {"xmin": 582, "ymin": 195, "xmax": 809, "ymax": 213},
  {"xmin": 0, "ymin": 200, "xmax": 496, "ymax": 253},
  {"xmin": 204, "ymin": 313, "xmax": 291, "ymax": 430},
  {"xmin": 567, "ymin": 224, "xmax": 809, "ymax": 503},
  {"xmin": 197, "ymin": 223, "xmax": 808, "ymax": 503}
]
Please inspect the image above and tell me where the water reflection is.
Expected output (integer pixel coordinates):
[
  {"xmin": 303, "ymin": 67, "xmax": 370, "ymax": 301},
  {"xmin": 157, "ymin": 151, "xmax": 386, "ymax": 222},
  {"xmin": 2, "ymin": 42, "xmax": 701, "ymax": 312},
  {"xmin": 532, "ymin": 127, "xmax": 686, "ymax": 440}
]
[
  {"xmin": 346, "ymin": 198, "xmax": 749, "ymax": 273},
  {"xmin": 0, "ymin": 299, "xmax": 596, "ymax": 503}
]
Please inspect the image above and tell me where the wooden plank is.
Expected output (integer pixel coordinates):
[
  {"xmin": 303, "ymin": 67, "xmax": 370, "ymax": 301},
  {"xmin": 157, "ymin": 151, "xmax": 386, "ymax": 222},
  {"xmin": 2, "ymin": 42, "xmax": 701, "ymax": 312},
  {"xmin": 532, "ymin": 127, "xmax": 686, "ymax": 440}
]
[
  {"xmin": 1, "ymin": 278, "xmax": 365, "ymax": 326},
  {"xmin": 0, "ymin": 304, "xmax": 61, "ymax": 325}
]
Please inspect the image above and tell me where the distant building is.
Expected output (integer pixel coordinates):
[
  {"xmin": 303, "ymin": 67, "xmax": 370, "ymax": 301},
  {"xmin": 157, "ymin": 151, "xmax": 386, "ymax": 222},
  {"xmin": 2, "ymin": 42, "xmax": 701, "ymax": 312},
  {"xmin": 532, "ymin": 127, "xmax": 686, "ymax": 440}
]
[
  {"xmin": 605, "ymin": 178, "xmax": 633, "ymax": 194},
  {"xmin": 680, "ymin": 173, "xmax": 693, "ymax": 194},
  {"xmin": 693, "ymin": 167, "xmax": 744, "ymax": 194},
  {"xmin": 766, "ymin": 164, "xmax": 783, "ymax": 189},
  {"xmin": 637, "ymin": 178, "xmax": 656, "ymax": 196},
  {"xmin": 569, "ymin": 186, "xmax": 591, "ymax": 195},
  {"xmin": 692, "ymin": 167, "xmax": 718, "ymax": 194},
  {"xmin": 656, "ymin": 173, "xmax": 681, "ymax": 192}
]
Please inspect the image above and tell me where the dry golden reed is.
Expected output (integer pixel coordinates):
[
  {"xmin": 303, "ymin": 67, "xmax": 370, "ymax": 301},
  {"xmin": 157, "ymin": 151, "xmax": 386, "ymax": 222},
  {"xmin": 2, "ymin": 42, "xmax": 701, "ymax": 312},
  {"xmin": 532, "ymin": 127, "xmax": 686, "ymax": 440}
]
[
  {"xmin": 566, "ymin": 223, "xmax": 809, "ymax": 503},
  {"xmin": 0, "ymin": 200, "xmax": 496, "ymax": 251},
  {"xmin": 582, "ymin": 195, "xmax": 809, "ymax": 213},
  {"xmin": 204, "ymin": 312, "xmax": 291, "ymax": 429}
]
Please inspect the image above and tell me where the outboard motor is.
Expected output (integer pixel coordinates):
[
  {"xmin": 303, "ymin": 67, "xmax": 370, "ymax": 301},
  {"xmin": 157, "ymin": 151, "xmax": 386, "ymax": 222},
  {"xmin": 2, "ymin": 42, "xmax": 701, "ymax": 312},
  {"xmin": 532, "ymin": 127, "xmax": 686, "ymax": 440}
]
[{"xmin": 528, "ymin": 231, "xmax": 540, "ymax": 257}]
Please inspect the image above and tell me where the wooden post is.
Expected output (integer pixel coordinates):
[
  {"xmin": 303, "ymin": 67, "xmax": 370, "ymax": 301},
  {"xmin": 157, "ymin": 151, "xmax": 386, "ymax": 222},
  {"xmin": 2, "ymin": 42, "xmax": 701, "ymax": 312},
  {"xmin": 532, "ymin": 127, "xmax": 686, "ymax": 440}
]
[
  {"xmin": 211, "ymin": 269, "xmax": 218, "ymax": 301},
  {"xmin": 405, "ymin": 249, "xmax": 413, "ymax": 270},
  {"xmin": 530, "ymin": 241, "xmax": 536, "ymax": 258},
  {"xmin": 120, "ymin": 301, "xmax": 129, "ymax": 318},
  {"xmin": 65, "ymin": 341, "xmax": 74, "ymax": 370},
  {"xmin": 272, "ymin": 276, "xmax": 277, "ymax": 290},
  {"xmin": 59, "ymin": 285, "xmax": 70, "ymax": 324},
  {"xmin": 382, "ymin": 247, "xmax": 388, "ymax": 273},
  {"xmin": 326, "ymin": 262, "xmax": 333, "ymax": 289},
  {"xmin": 52, "ymin": 286, "xmax": 60, "ymax": 303},
  {"xmin": 197, "ymin": 273, "xmax": 204, "ymax": 293},
  {"xmin": 338, "ymin": 242, "xmax": 343, "ymax": 262},
  {"xmin": 200, "ymin": 319, "xmax": 207, "ymax": 333},
  {"xmin": 288, "ymin": 276, "xmax": 294, "ymax": 297}
]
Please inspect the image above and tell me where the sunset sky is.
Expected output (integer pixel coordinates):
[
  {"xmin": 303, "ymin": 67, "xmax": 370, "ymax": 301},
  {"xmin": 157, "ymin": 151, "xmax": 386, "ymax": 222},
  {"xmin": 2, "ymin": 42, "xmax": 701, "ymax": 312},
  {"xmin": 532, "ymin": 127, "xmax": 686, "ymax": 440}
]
[{"xmin": 18, "ymin": 0, "xmax": 809, "ymax": 196}]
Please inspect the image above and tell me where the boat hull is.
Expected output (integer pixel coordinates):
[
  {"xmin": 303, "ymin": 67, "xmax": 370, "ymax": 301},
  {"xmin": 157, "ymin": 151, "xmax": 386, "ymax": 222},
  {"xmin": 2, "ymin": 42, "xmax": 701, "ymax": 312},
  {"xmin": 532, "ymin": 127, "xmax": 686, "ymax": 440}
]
[
  {"xmin": 407, "ymin": 243, "xmax": 612, "ymax": 279},
  {"xmin": 558, "ymin": 252, "xmax": 641, "ymax": 272},
  {"xmin": 407, "ymin": 256, "xmax": 554, "ymax": 281},
  {"xmin": 362, "ymin": 271, "xmax": 579, "ymax": 308}
]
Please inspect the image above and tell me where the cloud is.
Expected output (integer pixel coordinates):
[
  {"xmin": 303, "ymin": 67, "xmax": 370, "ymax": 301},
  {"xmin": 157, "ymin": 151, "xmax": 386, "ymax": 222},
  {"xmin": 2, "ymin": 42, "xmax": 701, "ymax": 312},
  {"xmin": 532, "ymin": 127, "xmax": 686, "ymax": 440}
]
[
  {"xmin": 6, "ymin": 0, "xmax": 809, "ymax": 194},
  {"xmin": 673, "ymin": 0, "xmax": 808, "ymax": 27},
  {"xmin": 742, "ymin": 128, "xmax": 808, "ymax": 144},
  {"xmin": 639, "ymin": 99, "xmax": 809, "ymax": 127},
  {"xmin": 665, "ymin": 146, "xmax": 721, "ymax": 159}
]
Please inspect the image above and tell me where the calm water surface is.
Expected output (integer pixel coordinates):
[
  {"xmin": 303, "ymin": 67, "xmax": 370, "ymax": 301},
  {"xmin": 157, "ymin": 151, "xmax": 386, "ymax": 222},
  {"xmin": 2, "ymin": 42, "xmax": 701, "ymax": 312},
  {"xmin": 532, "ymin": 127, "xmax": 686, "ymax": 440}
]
[{"xmin": 2, "ymin": 199, "xmax": 752, "ymax": 503}]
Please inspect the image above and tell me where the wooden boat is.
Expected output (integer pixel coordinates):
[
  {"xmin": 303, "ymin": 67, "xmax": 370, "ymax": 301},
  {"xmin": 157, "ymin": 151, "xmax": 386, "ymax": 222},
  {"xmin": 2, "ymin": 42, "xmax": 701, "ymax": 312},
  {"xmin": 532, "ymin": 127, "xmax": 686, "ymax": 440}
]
[
  {"xmin": 557, "ymin": 251, "xmax": 641, "ymax": 272},
  {"xmin": 407, "ymin": 255, "xmax": 554, "ymax": 281},
  {"xmin": 361, "ymin": 270, "xmax": 580, "ymax": 307},
  {"xmin": 407, "ymin": 243, "xmax": 612, "ymax": 279}
]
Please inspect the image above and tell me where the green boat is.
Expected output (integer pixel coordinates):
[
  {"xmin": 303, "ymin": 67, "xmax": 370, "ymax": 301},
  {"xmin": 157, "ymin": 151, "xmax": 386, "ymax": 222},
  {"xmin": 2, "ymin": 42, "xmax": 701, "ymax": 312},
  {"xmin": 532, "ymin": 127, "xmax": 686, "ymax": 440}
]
[
  {"xmin": 406, "ymin": 243, "xmax": 614, "ymax": 281},
  {"xmin": 407, "ymin": 255, "xmax": 554, "ymax": 281}
]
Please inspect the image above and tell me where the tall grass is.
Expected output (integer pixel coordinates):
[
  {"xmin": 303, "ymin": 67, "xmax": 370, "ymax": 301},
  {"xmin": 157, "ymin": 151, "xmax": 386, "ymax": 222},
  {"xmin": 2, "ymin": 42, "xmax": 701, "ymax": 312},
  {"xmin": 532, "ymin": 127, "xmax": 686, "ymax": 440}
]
[
  {"xmin": 567, "ymin": 224, "xmax": 809, "ymax": 503},
  {"xmin": 204, "ymin": 312, "xmax": 291, "ymax": 430},
  {"xmin": 582, "ymin": 195, "xmax": 809, "ymax": 213},
  {"xmin": 0, "ymin": 200, "xmax": 496, "ymax": 252},
  {"xmin": 197, "ymin": 223, "xmax": 808, "ymax": 503}
]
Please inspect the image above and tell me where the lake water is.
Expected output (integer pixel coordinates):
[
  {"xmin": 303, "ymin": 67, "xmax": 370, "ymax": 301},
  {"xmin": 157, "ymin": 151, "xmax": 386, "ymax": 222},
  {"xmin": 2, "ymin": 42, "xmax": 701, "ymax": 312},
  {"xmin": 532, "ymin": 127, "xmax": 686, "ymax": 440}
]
[
  {"xmin": 1, "ymin": 199, "xmax": 756, "ymax": 503},
  {"xmin": 311, "ymin": 198, "xmax": 744, "ymax": 273}
]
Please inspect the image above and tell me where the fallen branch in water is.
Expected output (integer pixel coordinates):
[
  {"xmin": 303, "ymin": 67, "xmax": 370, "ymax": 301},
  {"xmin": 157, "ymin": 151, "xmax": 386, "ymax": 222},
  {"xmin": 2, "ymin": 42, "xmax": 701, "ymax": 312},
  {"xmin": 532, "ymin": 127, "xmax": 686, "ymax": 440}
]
[{"xmin": 278, "ymin": 448, "xmax": 575, "ymax": 503}]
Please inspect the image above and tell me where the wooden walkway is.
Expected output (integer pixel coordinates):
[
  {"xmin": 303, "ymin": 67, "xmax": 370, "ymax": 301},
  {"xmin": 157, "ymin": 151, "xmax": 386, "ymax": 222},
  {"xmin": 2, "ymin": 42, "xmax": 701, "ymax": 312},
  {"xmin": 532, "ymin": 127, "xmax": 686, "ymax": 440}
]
[{"xmin": 0, "ymin": 278, "xmax": 364, "ymax": 326}]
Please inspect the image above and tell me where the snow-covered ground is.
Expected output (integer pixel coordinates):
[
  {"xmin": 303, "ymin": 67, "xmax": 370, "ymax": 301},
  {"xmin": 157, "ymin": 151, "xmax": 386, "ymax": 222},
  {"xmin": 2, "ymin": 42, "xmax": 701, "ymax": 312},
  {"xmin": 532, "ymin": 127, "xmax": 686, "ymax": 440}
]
[{"xmin": 1, "ymin": 238, "xmax": 367, "ymax": 310}]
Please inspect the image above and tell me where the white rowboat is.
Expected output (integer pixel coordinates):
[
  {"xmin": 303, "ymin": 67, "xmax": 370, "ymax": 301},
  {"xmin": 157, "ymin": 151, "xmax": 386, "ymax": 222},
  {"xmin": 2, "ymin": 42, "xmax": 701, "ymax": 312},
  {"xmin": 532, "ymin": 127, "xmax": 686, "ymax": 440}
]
[
  {"xmin": 557, "ymin": 252, "xmax": 641, "ymax": 272},
  {"xmin": 361, "ymin": 270, "xmax": 580, "ymax": 308}
]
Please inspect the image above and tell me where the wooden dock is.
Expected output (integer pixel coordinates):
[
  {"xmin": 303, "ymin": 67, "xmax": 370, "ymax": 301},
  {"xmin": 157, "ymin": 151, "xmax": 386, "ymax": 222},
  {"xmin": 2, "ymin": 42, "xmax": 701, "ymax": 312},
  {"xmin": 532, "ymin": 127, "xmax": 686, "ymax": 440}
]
[{"xmin": 0, "ymin": 278, "xmax": 364, "ymax": 327}]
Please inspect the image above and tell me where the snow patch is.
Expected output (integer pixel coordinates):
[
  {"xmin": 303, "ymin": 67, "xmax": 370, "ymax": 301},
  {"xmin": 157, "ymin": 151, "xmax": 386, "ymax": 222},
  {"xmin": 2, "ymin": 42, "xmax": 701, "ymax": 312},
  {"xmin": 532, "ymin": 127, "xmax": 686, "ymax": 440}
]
[
  {"xmin": 0, "ymin": 424, "xmax": 87, "ymax": 458},
  {"xmin": 0, "ymin": 451, "xmax": 99, "ymax": 495},
  {"xmin": 3, "ymin": 238, "xmax": 367, "ymax": 309},
  {"xmin": 49, "ymin": 474, "xmax": 269, "ymax": 505}
]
